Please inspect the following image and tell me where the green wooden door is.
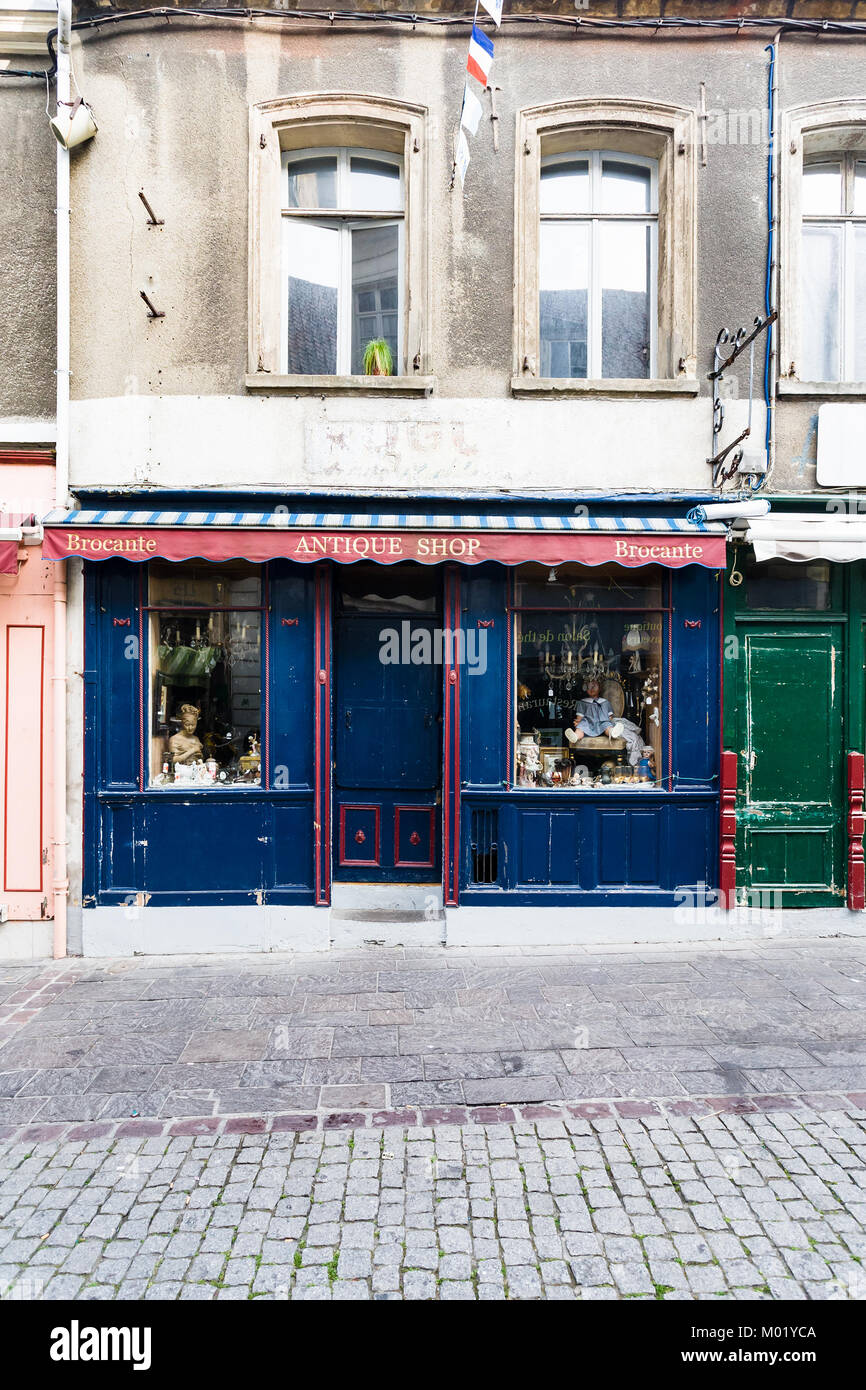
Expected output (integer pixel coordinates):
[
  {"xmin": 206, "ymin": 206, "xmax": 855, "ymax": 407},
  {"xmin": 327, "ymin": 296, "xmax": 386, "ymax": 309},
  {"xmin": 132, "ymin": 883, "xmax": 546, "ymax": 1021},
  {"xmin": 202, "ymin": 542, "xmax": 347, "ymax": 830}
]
[{"xmin": 738, "ymin": 626, "xmax": 845, "ymax": 906}]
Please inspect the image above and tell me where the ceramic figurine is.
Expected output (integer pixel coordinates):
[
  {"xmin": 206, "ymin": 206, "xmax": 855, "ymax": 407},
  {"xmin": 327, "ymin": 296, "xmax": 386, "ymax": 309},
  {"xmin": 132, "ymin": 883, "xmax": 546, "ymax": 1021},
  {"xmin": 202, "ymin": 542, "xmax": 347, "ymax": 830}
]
[{"xmin": 168, "ymin": 704, "xmax": 203, "ymax": 766}]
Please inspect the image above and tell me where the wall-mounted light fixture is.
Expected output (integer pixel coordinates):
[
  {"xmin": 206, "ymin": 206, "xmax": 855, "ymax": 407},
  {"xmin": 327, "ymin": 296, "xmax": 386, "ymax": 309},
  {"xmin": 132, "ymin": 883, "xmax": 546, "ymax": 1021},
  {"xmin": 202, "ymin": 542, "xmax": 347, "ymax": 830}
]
[{"xmin": 49, "ymin": 96, "xmax": 97, "ymax": 150}]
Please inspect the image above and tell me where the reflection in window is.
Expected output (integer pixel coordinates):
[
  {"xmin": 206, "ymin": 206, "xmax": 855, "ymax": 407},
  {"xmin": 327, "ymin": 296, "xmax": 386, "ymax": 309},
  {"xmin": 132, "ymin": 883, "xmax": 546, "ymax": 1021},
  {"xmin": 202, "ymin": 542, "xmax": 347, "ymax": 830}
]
[
  {"xmin": 743, "ymin": 557, "xmax": 832, "ymax": 611},
  {"xmin": 513, "ymin": 565, "xmax": 664, "ymax": 788},
  {"xmin": 801, "ymin": 152, "xmax": 866, "ymax": 382},
  {"xmin": 148, "ymin": 564, "xmax": 263, "ymax": 788},
  {"xmin": 540, "ymin": 149, "xmax": 657, "ymax": 379},
  {"xmin": 282, "ymin": 147, "xmax": 403, "ymax": 376}
]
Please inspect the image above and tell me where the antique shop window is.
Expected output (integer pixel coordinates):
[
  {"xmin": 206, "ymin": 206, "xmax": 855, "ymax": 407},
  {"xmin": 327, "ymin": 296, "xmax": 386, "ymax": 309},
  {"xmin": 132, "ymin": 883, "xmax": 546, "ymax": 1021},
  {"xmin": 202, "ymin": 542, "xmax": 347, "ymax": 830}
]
[
  {"xmin": 147, "ymin": 563, "xmax": 263, "ymax": 788},
  {"xmin": 800, "ymin": 153, "xmax": 866, "ymax": 382},
  {"xmin": 514, "ymin": 100, "xmax": 697, "ymax": 392},
  {"xmin": 248, "ymin": 95, "xmax": 430, "ymax": 390},
  {"xmin": 512, "ymin": 563, "xmax": 666, "ymax": 788},
  {"xmin": 540, "ymin": 151, "xmax": 658, "ymax": 379},
  {"xmin": 282, "ymin": 148, "xmax": 404, "ymax": 376}
]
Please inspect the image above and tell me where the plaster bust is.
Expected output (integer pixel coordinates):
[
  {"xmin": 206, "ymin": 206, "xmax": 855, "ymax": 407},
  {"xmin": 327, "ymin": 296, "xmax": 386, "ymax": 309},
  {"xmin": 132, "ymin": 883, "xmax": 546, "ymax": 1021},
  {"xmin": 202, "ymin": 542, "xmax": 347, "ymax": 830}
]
[{"xmin": 168, "ymin": 703, "xmax": 203, "ymax": 765}]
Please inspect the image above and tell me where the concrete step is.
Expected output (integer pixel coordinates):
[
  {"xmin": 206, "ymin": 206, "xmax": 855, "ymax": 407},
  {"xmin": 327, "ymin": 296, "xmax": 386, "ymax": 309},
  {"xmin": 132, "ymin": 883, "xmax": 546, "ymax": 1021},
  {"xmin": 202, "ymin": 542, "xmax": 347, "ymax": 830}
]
[{"xmin": 330, "ymin": 883, "xmax": 443, "ymax": 913}]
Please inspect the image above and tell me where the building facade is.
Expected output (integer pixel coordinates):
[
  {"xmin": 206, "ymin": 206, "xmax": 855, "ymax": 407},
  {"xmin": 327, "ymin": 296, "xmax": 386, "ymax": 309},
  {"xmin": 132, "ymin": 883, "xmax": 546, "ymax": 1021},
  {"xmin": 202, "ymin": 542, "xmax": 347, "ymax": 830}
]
[{"xmin": 2, "ymin": 1, "xmax": 866, "ymax": 954}]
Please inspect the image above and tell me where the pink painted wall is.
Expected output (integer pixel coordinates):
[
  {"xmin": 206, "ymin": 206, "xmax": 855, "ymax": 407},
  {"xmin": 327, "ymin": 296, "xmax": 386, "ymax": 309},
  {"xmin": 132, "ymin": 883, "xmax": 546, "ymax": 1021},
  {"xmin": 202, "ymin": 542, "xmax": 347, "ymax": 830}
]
[{"xmin": 0, "ymin": 453, "xmax": 55, "ymax": 923}]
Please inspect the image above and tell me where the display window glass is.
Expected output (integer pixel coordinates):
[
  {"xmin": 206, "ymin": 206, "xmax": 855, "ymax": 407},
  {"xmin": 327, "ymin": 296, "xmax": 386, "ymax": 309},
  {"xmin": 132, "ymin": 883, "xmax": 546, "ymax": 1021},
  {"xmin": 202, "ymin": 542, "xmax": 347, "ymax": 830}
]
[
  {"xmin": 513, "ymin": 563, "xmax": 666, "ymax": 788},
  {"xmin": 147, "ymin": 563, "xmax": 263, "ymax": 788}
]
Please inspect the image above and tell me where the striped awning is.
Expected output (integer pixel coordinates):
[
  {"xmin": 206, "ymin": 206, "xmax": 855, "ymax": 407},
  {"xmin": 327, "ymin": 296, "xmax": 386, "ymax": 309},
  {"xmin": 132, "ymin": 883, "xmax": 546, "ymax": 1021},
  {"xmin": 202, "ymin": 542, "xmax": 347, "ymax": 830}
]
[{"xmin": 42, "ymin": 508, "xmax": 727, "ymax": 569}]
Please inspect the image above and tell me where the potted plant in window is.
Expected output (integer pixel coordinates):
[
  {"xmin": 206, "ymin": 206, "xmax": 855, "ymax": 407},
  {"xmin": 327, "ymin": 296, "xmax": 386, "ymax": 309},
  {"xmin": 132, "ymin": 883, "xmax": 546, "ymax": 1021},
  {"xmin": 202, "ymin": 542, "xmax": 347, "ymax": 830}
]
[{"xmin": 362, "ymin": 338, "xmax": 394, "ymax": 377}]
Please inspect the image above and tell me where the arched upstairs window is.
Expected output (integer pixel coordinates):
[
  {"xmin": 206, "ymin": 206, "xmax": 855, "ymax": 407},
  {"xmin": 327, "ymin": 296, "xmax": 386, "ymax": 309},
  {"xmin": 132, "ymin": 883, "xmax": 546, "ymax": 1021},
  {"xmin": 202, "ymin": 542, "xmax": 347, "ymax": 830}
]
[
  {"xmin": 248, "ymin": 94, "xmax": 432, "ymax": 395},
  {"xmin": 514, "ymin": 99, "xmax": 697, "ymax": 396}
]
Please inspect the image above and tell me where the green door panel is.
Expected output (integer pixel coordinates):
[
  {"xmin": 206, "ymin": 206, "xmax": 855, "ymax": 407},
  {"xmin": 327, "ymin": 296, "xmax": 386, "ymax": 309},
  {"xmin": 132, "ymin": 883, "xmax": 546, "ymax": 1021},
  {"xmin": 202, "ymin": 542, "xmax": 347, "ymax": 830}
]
[{"xmin": 738, "ymin": 627, "xmax": 844, "ymax": 905}]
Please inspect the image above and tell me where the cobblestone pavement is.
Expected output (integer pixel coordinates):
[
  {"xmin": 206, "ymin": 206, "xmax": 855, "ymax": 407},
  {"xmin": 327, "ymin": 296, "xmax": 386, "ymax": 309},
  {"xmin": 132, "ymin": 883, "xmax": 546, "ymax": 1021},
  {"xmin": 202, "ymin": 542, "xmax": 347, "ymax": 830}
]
[
  {"xmin": 2, "ymin": 1103, "xmax": 866, "ymax": 1301},
  {"xmin": 2, "ymin": 937, "xmax": 866, "ymax": 1125}
]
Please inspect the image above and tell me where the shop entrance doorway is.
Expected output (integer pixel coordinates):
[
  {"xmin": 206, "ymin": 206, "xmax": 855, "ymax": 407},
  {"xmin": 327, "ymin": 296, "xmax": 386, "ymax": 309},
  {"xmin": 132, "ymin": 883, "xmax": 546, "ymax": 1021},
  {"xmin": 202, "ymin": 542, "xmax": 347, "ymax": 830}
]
[{"xmin": 332, "ymin": 565, "xmax": 442, "ymax": 882}]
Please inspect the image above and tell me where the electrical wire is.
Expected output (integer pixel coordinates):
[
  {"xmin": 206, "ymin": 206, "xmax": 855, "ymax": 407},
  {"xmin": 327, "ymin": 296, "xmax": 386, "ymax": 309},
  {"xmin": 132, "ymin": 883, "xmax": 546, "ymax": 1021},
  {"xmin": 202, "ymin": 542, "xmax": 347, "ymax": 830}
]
[{"xmin": 1, "ymin": 7, "xmax": 866, "ymax": 82}]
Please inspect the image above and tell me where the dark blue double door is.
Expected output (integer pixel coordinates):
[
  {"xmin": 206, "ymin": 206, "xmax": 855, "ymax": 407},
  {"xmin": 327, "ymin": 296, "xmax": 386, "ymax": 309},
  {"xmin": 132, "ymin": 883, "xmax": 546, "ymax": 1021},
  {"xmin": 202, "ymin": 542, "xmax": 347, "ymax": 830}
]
[{"xmin": 333, "ymin": 609, "xmax": 442, "ymax": 882}]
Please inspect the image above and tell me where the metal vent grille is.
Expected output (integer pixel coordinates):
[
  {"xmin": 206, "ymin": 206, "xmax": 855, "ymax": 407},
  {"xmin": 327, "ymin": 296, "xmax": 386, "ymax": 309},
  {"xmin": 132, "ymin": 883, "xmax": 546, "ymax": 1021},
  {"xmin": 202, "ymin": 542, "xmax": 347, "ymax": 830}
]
[{"xmin": 469, "ymin": 808, "xmax": 499, "ymax": 885}]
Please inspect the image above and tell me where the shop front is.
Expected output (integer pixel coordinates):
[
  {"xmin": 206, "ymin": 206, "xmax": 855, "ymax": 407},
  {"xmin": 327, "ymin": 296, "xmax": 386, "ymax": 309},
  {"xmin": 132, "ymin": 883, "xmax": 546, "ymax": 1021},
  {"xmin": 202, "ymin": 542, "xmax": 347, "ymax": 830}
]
[
  {"xmin": 43, "ymin": 499, "xmax": 727, "ymax": 953},
  {"xmin": 723, "ymin": 506, "xmax": 866, "ymax": 916}
]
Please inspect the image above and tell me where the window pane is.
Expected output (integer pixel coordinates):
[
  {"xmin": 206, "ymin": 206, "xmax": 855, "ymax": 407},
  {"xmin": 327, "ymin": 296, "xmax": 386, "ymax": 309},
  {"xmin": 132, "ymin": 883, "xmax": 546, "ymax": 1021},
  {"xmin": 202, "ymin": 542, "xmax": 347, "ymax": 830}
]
[
  {"xmin": 855, "ymin": 161, "xmax": 866, "ymax": 216},
  {"xmin": 856, "ymin": 225, "xmax": 866, "ymax": 380},
  {"xmin": 285, "ymin": 220, "xmax": 339, "ymax": 375},
  {"xmin": 601, "ymin": 222, "xmax": 651, "ymax": 378},
  {"xmin": 601, "ymin": 160, "xmax": 652, "ymax": 214},
  {"xmin": 540, "ymin": 159, "xmax": 590, "ymax": 214},
  {"xmin": 148, "ymin": 569, "xmax": 262, "ymax": 789},
  {"xmin": 350, "ymin": 156, "xmax": 402, "ymax": 211},
  {"xmin": 285, "ymin": 156, "xmax": 337, "ymax": 210},
  {"xmin": 515, "ymin": 607, "xmax": 663, "ymax": 787},
  {"xmin": 540, "ymin": 222, "xmax": 588, "ymax": 378},
  {"xmin": 514, "ymin": 561, "xmax": 664, "ymax": 610},
  {"xmin": 351, "ymin": 223, "xmax": 400, "ymax": 374},
  {"xmin": 802, "ymin": 162, "xmax": 842, "ymax": 215},
  {"xmin": 801, "ymin": 222, "xmax": 842, "ymax": 381},
  {"xmin": 149, "ymin": 563, "xmax": 261, "ymax": 608},
  {"xmin": 743, "ymin": 557, "xmax": 832, "ymax": 611}
]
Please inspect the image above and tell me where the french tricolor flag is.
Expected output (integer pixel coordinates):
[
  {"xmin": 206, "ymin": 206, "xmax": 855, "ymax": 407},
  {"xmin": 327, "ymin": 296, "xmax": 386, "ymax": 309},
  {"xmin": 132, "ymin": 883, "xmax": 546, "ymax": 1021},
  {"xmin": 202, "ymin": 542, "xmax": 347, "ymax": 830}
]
[{"xmin": 466, "ymin": 24, "xmax": 494, "ymax": 88}]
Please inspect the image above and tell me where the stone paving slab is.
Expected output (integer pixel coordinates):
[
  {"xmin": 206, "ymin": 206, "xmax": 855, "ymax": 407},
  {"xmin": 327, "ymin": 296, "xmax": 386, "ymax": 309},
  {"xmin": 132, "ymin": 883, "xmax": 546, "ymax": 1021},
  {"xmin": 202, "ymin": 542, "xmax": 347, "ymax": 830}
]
[
  {"xmin": 2, "ymin": 938, "xmax": 866, "ymax": 1121},
  {"xmin": 2, "ymin": 1101, "xmax": 865, "ymax": 1302}
]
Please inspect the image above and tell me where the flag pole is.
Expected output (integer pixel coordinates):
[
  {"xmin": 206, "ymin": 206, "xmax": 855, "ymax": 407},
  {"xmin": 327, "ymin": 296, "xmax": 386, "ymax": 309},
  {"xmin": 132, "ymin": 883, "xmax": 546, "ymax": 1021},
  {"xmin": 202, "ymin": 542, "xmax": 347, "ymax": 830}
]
[{"xmin": 450, "ymin": 0, "xmax": 482, "ymax": 191}]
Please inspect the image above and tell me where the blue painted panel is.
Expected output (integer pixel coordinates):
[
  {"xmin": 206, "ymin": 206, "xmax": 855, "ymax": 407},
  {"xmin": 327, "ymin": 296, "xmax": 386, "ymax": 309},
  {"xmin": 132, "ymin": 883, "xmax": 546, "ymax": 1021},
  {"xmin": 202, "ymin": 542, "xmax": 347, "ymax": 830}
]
[
  {"xmin": 271, "ymin": 801, "xmax": 314, "ymax": 888},
  {"xmin": 339, "ymin": 803, "xmax": 381, "ymax": 866},
  {"xmin": 98, "ymin": 798, "xmax": 137, "ymax": 894},
  {"xmin": 463, "ymin": 791, "xmax": 717, "ymax": 901},
  {"xmin": 671, "ymin": 568, "xmax": 721, "ymax": 789},
  {"xmin": 460, "ymin": 567, "xmax": 507, "ymax": 789},
  {"xmin": 91, "ymin": 561, "xmax": 141, "ymax": 789},
  {"xmin": 132, "ymin": 797, "xmax": 268, "ymax": 893},
  {"xmin": 269, "ymin": 563, "xmax": 315, "ymax": 789},
  {"xmin": 335, "ymin": 617, "xmax": 441, "ymax": 790}
]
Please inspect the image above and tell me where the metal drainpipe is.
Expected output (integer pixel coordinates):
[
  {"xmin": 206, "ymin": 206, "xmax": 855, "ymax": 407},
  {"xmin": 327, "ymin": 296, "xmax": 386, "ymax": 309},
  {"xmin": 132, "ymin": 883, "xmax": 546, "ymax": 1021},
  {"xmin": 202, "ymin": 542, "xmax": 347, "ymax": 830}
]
[
  {"xmin": 52, "ymin": 0, "xmax": 71, "ymax": 958},
  {"xmin": 762, "ymin": 30, "xmax": 782, "ymax": 491}
]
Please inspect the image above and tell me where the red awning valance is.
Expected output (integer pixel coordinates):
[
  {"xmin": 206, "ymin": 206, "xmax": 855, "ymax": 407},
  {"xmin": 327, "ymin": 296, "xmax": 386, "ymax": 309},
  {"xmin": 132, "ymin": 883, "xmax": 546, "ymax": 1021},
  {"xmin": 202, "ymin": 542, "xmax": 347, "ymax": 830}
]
[
  {"xmin": 0, "ymin": 541, "xmax": 19, "ymax": 575},
  {"xmin": 43, "ymin": 524, "xmax": 726, "ymax": 570}
]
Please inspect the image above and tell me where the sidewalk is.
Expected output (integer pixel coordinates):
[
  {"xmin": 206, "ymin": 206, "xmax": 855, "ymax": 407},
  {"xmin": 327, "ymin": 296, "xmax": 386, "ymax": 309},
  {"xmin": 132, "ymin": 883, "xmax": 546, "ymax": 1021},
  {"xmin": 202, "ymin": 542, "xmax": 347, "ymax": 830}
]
[
  {"xmin": 2, "ymin": 938, "xmax": 866, "ymax": 1301},
  {"xmin": 1, "ymin": 937, "xmax": 866, "ymax": 1129}
]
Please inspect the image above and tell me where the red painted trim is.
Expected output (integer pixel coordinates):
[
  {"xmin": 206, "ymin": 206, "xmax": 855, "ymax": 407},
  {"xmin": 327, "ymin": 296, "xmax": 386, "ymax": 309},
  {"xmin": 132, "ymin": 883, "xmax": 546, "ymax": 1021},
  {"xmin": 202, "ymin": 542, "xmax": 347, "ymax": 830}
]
[
  {"xmin": 442, "ymin": 566, "xmax": 461, "ymax": 908},
  {"xmin": 506, "ymin": 568, "xmax": 513, "ymax": 790},
  {"xmin": 719, "ymin": 749, "xmax": 738, "ymax": 909},
  {"xmin": 3, "ymin": 624, "xmax": 45, "ymax": 893},
  {"xmin": 0, "ymin": 450, "xmax": 54, "ymax": 467},
  {"xmin": 666, "ymin": 580, "xmax": 673, "ymax": 791},
  {"xmin": 138, "ymin": 570, "xmax": 145, "ymax": 793},
  {"xmin": 452, "ymin": 571, "xmax": 461, "ymax": 907},
  {"xmin": 263, "ymin": 566, "xmax": 271, "ymax": 791},
  {"xmin": 338, "ymin": 804, "xmax": 381, "ymax": 867},
  {"xmin": 314, "ymin": 564, "xmax": 332, "ymax": 905},
  {"xmin": 314, "ymin": 571, "xmax": 323, "ymax": 902},
  {"xmin": 394, "ymin": 805, "xmax": 436, "ymax": 869},
  {"xmin": 847, "ymin": 751, "xmax": 865, "ymax": 911},
  {"xmin": 43, "ymin": 525, "xmax": 728, "ymax": 571}
]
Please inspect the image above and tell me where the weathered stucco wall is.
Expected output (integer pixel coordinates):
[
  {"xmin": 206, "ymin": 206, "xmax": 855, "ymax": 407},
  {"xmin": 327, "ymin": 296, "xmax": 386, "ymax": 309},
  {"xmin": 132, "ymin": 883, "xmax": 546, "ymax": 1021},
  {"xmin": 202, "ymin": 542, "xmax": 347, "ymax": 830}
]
[
  {"xmin": 0, "ymin": 76, "xmax": 57, "ymax": 426},
  {"xmin": 4, "ymin": 20, "xmax": 866, "ymax": 490}
]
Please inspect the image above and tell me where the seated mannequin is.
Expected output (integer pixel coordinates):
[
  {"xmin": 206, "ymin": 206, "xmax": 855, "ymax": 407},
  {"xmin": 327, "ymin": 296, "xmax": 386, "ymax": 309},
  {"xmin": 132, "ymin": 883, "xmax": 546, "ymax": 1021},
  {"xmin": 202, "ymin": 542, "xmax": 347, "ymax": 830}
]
[{"xmin": 168, "ymin": 703, "xmax": 203, "ymax": 765}]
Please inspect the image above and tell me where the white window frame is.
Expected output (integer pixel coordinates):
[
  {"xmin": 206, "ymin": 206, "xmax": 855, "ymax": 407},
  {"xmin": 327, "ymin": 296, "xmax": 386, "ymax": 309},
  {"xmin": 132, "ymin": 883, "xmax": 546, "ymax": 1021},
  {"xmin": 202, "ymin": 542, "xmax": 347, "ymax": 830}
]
[
  {"xmin": 780, "ymin": 100, "xmax": 866, "ymax": 393},
  {"xmin": 280, "ymin": 147, "xmax": 404, "ymax": 377},
  {"xmin": 540, "ymin": 148, "xmax": 659, "ymax": 380},
  {"xmin": 799, "ymin": 152, "xmax": 865, "ymax": 385},
  {"xmin": 514, "ymin": 98, "xmax": 697, "ymax": 396},
  {"xmin": 248, "ymin": 93, "xmax": 432, "ymax": 395}
]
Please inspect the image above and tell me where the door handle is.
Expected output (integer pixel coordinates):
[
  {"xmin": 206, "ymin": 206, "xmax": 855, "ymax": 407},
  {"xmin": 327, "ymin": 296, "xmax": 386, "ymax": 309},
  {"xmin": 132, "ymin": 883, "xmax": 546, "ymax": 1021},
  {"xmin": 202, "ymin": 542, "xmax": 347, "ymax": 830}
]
[{"xmin": 345, "ymin": 709, "xmax": 352, "ymax": 730}]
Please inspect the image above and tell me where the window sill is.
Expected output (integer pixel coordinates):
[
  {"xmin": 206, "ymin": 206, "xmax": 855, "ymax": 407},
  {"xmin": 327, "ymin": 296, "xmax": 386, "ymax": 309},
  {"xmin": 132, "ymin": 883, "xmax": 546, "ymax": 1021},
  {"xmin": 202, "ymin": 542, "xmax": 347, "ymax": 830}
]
[
  {"xmin": 777, "ymin": 380, "xmax": 866, "ymax": 397},
  {"xmin": 245, "ymin": 373, "xmax": 436, "ymax": 398},
  {"xmin": 510, "ymin": 376, "xmax": 700, "ymax": 399}
]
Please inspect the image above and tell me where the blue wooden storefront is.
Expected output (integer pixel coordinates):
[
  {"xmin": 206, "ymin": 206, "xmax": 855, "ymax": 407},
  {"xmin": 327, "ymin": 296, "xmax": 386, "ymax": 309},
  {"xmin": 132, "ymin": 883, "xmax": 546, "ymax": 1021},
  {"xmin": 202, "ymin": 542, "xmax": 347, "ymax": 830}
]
[{"xmin": 79, "ymin": 502, "xmax": 722, "ymax": 917}]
